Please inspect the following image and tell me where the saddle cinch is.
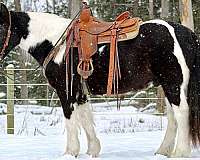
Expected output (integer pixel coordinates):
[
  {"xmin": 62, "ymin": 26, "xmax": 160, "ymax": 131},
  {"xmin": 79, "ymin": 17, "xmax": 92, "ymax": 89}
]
[{"xmin": 74, "ymin": 8, "xmax": 142, "ymax": 95}]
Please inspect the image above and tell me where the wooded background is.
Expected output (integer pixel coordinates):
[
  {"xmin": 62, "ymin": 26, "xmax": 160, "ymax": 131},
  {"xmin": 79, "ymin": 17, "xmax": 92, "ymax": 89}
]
[{"xmin": 0, "ymin": 0, "xmax": 197, "ymax": 108}]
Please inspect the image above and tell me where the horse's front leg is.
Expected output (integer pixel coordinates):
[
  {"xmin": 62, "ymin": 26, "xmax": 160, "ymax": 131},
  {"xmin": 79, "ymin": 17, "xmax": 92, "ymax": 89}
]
[
  {"xmin": 74, "ymin": 102, "xmax": 101, "ymax": 157},
  {"xmin": 64, "ymin": 111, "xmax": 80, "ymax": 157},
  {"xmin": 56, "ymin": 89, "xmax": 80, "ymax": 157}
]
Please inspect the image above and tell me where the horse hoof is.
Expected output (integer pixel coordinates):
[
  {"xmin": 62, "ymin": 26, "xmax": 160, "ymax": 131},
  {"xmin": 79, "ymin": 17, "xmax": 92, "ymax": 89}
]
[
  {"xmin": 155, "ymin": 151, "xmax": 168, "ymax": 157},
  {"xmin": 155, "ymin": 144, "xmax": 175, "ymax": 157},
  {"xmin": 86, "ymin": 151, "xmax": 99, "ymax": 158},
  {"xmin": 169, "ymin": 149, "xmax": 191, "ymax": 158},
  {"xmin": 63, "ymin": 150, "xmax": 79, "ymax": 158},
  {"xmin": 86, "ymin": 138, "xmax": 101, "ymax": 158}
]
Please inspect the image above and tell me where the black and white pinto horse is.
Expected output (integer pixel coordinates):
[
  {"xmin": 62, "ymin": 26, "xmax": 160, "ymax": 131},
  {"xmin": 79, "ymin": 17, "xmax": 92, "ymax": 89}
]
[{"xmin": 1, "ymin": 3, "xmax": 200, "ymax": 158}]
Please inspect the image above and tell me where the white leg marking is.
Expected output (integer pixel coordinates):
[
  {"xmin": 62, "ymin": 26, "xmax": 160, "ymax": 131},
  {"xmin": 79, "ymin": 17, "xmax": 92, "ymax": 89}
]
[
  {"xmin": 78, "ymin": 103, "xmax": 101, "ymax": 157},
  {"xmin": 156, "ymin": 98, "xmax": 177, "ymax": 156},
  {"xmin": 64, "ymin": 103, "xmax": 101, "ymax": 157},
  {"xmin": 171, "ymin": 89, "xmax": 191, "ymax": 158},
  {"xmin": 64, "ymin": 108, "xmax": 80, "ymax": 157}
]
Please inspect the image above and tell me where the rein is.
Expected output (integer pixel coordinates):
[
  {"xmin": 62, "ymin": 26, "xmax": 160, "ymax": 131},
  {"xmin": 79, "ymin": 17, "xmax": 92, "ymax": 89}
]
[{"xmin": 0, "ymin": 10, "xmax": 11, "ymax": 59}]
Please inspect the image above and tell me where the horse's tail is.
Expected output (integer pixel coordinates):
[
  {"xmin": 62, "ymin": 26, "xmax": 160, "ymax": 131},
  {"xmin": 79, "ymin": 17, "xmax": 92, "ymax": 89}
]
[{"xmin": 188, "ymin": 32, "xmax": 200, "ymax": 146}]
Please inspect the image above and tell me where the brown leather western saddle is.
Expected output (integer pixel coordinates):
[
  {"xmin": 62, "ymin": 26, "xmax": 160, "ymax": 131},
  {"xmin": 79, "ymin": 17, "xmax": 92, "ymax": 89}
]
[{"xmin": 72, "ymin": 7, "xmax": 142, "ymax": 95}]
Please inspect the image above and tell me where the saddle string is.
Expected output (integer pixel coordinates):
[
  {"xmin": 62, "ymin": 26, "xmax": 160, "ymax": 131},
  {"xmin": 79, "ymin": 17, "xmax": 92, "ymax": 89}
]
[
  {"xmin": 65, "ymin": 25, "xmax": 74, "ymax": 99},
  {"xmin": 70, "ymin": 37, "xmax": 74, "ymax": 97},
  {"xmin": 115, "ymin": 32, "xmax": 121, "ymax": 110}
]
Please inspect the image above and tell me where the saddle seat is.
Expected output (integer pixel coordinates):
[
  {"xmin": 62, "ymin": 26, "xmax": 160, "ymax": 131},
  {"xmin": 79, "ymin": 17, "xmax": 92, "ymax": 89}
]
[
  {"xmin": 75, "ymin": 8, "xmax": 142, "ymax": 61},
  {"xmin": 78, "ymin": 9, "xmax": 142, "ymax": 44},
  {"xmin": 74, "ymin": 7, "xmax": 142, "ymax": 95}
]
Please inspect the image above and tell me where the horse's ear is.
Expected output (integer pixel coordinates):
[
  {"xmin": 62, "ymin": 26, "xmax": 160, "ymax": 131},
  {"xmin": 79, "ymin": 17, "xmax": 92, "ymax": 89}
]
[{"xmin": 0, "ymin": 3, "xmax": 10, "ymax": 25}]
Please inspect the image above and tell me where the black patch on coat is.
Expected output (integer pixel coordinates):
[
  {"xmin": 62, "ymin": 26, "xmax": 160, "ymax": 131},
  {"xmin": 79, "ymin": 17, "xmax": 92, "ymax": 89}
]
[
  {"xmin": 87, "ymin": 22, "xmax": 182, "ymax": 106},
  {"xmin": 28, "ymin": 40, "xmax": 53, "ymax": 65},
  {"xmin": 10, "ymin": 11, "xmax": 30, "ymax": 39}
]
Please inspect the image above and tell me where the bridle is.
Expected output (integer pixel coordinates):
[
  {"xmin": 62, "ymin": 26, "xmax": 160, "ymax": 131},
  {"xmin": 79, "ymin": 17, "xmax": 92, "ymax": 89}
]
[{"xmin": 0, "ymin": 9, "xmax": 11, "ymax": 59}]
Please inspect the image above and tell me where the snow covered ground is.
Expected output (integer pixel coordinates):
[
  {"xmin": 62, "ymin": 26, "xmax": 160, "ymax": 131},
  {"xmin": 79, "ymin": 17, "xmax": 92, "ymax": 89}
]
[{"xmin": 0, "ymin": 103, "xmax": 200, "ymax": 159}]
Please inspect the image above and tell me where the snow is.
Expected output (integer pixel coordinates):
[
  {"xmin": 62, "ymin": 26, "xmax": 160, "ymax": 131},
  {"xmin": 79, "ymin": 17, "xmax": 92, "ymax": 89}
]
[
  {"xmin": 0, "ymin": 132, "xmax": 163, "ymax": 160},
  {"xmin": 0, "ymin": 103, "xmax": 200, "ymax": 159},
  {"xmin": 1, "ymin": 132, "xmax": 200, "ymax": 160}
]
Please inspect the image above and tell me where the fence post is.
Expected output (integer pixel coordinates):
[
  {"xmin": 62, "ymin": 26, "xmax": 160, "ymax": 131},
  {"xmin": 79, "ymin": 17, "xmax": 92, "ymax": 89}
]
[
  {"xmin": 7, "ymin": 64, "xmax": 14, "ymax": 134},
  {"xmin": 157, "ymin": 86, "xmax": 165, "ymax": 113}
]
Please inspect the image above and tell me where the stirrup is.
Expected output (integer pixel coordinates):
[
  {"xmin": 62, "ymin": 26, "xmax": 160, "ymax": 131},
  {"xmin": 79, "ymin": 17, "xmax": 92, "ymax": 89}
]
[{"xmin": 77, "ymin": 59, "xmax": 94, "ymax": 79}]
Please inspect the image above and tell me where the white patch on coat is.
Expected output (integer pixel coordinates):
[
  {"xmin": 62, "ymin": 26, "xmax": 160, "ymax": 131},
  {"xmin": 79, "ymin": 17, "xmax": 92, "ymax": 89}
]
[
  {"xmin": 53, "ymin": 42, "xmax": 67, "ymax": 64},
  {"xmin": 19, "ymin": 12, "xmax": 71, "ymax": 64},
  {"xmin": 143, "ymin": 20, "xmax": 191, "ymax": 157}
]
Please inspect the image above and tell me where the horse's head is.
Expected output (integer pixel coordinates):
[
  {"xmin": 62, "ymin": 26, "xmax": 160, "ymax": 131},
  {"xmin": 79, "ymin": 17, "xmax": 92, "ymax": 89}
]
[{"xmin": 0, "ymin": 3, "xmax": 11, "ymax": 60}]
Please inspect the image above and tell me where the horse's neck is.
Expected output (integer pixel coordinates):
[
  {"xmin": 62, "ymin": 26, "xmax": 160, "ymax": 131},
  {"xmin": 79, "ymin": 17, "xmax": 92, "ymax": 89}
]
[{"xmin": 17, "ymin": 12, "xmax": 71, "ymax": 65}]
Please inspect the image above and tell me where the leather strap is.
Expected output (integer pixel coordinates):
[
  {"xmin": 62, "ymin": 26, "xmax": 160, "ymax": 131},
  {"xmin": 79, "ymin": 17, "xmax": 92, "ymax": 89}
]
[
  {"xmin": 107, "ymin": 25, "xmax": 117, "ymax": 95},
  {"xmin": 106, "ymin": 19, "xmax": 126, "ymax": 95}
]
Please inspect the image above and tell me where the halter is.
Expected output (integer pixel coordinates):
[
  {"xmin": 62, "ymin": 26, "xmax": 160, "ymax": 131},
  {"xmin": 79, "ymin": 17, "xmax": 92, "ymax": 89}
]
[{"xmin": 0, "ymin": 10, "xmax": 11, "ymax": 59}]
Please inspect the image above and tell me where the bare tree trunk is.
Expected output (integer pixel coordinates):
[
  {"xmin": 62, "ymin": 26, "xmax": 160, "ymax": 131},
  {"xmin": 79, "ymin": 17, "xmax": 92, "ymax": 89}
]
[
  {"xmin": 68, "ymin": 0, "xmax": 81, "ymax": 18},
  {"xmin": 33, "ymin": 0, "xmax": 37, "ymax": 12},
  {"xmin": 52, "ymin": 0, "xmax": 55, "ymax": 13},
  {"xmin": 149, "ymin": 0, "xmax": 154, "ymax": 19},
  {"xmin": 161, "ymin": 0, "xmax": 169, "ymax": 19},
  {"xmin": 14, "ymin": 0, "xmax": 29, "ymax": 105},
  {"xmin": 14, "ymin": 0, "xmax": 22, "ymax": 11},
  {"xmin": 157, "ymin": 87, "xmax": 165, "ymax": 113},
  {"xmin": 179, "ymin": 0, "xmax": 194, "ymax": 31},
  {"xmin": 132, "ymin": 0, "xmax": 139, "ymax": 17},
  {"xmin": 4, "ymin": 0, "xmax": 8, "ymax": 5},
  {"xmin": 46, "ymin": 0, "xmax": 49, "ymax": 12},
  {"xmin": 19, "ymin": 50, "xmax": 29, "ymax": 105}
]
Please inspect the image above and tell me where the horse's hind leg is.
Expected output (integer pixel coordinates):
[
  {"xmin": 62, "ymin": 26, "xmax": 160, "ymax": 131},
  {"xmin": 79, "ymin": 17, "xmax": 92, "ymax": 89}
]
[
  {"xmin": 156, "ymin": 98, "xmax": 177, "ymax": 156},
  {"xmin": 170, "ymin": 90, "xmax": 191, "ymax": 158},
  {"xmin": 77, "ymin": 103, "xmax": 101, "ymax": 157}
]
